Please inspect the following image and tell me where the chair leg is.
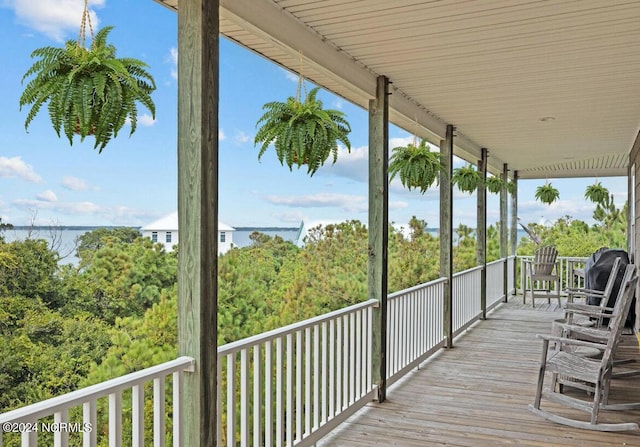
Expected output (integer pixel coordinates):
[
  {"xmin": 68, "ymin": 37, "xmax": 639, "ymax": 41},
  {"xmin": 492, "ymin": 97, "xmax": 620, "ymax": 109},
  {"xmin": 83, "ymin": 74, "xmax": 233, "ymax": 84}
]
[
  {"xmin": 533, "ymin": 340, "xmax": 550, "ymax": 409},
  {"xmin": 555, "ymin": 279, "xmax": 561, "ymax": 307}
]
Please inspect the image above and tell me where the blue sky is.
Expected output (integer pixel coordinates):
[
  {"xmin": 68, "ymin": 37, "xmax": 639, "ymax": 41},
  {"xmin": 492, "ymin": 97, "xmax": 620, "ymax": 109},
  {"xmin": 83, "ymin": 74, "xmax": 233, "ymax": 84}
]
[{"xmin": 0, "ymin": 0, "xmax": 628, "ymax": 230}]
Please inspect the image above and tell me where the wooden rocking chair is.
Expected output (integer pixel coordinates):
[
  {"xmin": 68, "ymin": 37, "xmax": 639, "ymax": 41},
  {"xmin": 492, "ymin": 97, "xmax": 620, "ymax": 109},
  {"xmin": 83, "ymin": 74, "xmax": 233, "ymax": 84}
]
[
  {"xmin": 564, "ymin": 256, "xmax": 622, "ymax": 327},
  {"xmin": 529, "ymin": 265, "xmax": 639, "ymax": 431},
  {"xmin": 523, "ymin": 245, "xmax": 561, "ymax": 307}
]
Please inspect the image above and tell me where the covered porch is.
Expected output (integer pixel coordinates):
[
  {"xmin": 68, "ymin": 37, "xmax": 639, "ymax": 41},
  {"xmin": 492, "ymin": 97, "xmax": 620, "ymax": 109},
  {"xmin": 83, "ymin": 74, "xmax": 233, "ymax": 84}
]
[
  {"xmin": 152, "ymin": 1, "xmax": 640, "ymax": 444},
  {"xmin": 3, "ymin": 1, "xmax": 640, "ymax": 446},
  {"xmin": 318, "ymin": 298, "xmax": 640, "ymax": 447}
]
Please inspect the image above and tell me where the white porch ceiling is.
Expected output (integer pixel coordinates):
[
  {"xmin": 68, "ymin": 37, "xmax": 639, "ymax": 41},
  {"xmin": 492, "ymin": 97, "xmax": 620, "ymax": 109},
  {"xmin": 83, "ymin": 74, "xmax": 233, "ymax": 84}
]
[{"xmin": 154, "ymin": 0, "xmax": 640, "ymax": 179}]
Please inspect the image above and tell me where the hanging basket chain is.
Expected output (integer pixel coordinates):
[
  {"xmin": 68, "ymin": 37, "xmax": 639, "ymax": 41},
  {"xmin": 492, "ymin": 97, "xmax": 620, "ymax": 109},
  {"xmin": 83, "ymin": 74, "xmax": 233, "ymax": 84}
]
[
  {"xmin": 295, "ymin": 50, "xmax": 307, "ymax": 103},
  {"xmin": 77, "ymin": 0, "xmax": 95, "ymax": 50}
]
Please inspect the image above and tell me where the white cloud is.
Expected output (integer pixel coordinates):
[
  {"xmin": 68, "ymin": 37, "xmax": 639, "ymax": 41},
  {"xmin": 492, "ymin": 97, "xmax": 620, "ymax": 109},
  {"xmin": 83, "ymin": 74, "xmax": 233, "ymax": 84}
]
[
  {"xmin": 234, "ymin": 131, "xmax": 251, "ymax": 144},
  {"xmin": 37, "ymin": 190, "xmax": 58, "ymax": 202},
  {"xmin": 168, "ymin": 47, "xmax": 178, "ymax": 79},
  {"xmin": 61, "ymin": 176, "xmax": 91, "ymax": 191},
  {"xmin": 281, "ymin": 68, "xmax": 299, "ymax": 83},
  {"xmin": 6, "ymin": 0, "xmax": 104, "ymax": 41},
  {"xmin": 219, "ymin": 129, "xmax": 226, "ymax": 141},
  {"xmin": 138, "ymin": 113, "xmax": 156, "ymax": 127},
  {"xmin": 265, "ymin": 193, "xmax": 368, "ymax": 213},
  {"xmin": 0, "ymin": 156, "xmax": 42, "ymax": 182}
]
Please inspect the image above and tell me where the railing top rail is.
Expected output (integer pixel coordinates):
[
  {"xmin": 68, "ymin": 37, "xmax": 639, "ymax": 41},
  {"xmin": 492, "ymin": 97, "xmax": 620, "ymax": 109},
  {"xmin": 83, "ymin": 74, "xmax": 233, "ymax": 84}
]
[
  {"xmin": 218, "ymin": 299, "xmax": 378, "ymax": 355},
  {"xmin": 452, "ymin": 266, "xmax": 483, "ymax": 278},
  {"xmin": 0, "ymin": 356, "xmax": 195, "ymax": 424},
  {"xmin": 387, "ymin": 277, "xmax": 447, "ymax": 300},
  {"xmin": 518, "ymin": 255, "xmax": 588, "ymax": 262}
]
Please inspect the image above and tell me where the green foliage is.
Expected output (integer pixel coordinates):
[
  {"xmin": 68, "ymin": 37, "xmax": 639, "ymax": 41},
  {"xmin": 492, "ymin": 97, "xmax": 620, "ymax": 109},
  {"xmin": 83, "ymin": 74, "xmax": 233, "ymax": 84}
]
[
  {"xmin": 19, "ymin": 26, "xmax": 156, "ymax": 152},
  {"xmin": 516, "ymin": 216, "xmax": 620, "ymax": 257},
  {"xmin": 534, "ymin": 183, "xmax": 560, "ymax": 204},
  {"xmin": 485, "ymin": 175, "xmax": 505, "ymax": 194},
  {"xmin": 506, "ymin": 180, "xmax": 516, "ymax": 195},
  {"xmin": 452, "ymin": 165, "xmax": 482, "ymax": 193},
  {"xmin": 0, "ymin": 239, "xmax": 61, "ymax": 306},
  {"xmin": 389, "ymin": 139, "xmax": 444, "ymax": 193},
  {"xmin": 76, "ymin": 227, "xmax": 140, "ymax": 264},
  {"xmin": 254, "ymin": 86, "xmax": 351, "ymax": 176}
]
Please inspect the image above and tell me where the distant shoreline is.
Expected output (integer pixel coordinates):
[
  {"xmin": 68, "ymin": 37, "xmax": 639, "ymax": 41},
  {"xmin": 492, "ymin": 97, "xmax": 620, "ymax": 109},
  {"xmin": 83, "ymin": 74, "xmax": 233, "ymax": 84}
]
[
  {"xmin": 10, "ymin": 225, "xmax": 141, "ymax": 231},
  {"xmin": 10, "ymin": 225, "xmax": 301, "ymax": 232}
]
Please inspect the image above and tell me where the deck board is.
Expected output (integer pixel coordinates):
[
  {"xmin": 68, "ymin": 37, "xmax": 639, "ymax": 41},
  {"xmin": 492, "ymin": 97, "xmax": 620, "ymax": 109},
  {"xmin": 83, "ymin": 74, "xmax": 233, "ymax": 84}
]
[{"xmin": 319, "ymin": 297, "xmax": 640, "ymax": 446}]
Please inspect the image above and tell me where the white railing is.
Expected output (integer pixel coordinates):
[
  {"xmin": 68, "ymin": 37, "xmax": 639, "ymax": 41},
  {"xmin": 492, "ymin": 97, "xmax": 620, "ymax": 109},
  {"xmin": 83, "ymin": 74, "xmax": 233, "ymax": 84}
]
[
  {"xmin": 217, "ymin": 299, "xmax": 377, "ymax": 447},
  {"xmin": 518, "ymin": 256, "xmax": 588, "ymax": 294},
  {"xmin": 2, "ymin": 257, "xmax": 520, "ymax": 447},
  {"xmin": 386, "ymin": 278, "xmax": 446, "ymax": 385},
  {"xmin": 487, "ymin": 258, "xmax": 506, "ymax": 307},
  {"xmin": 452, "ymin": 267, "xmax": 482, "ymax": 335},
  {"xmin": 0, "ymin": 356, "xmax": 194, "ymax": 447},
  {"xmin": 508, "ymin": 255, "xmax": 516, "ymax": 294}
]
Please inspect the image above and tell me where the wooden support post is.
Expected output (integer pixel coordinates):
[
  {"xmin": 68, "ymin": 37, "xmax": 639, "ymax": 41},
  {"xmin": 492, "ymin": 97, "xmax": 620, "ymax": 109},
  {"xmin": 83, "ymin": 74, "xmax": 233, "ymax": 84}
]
[
  {"xmin": 510, "ymin": 171, "xmax": 519, "ymax": 292},
  {"xmin": 477, "ymin": 148, "xmax": 488, "ymax": 319},
  {"xmin": 440, "ymin": 125, "xmax": 454, "ymax": 347},
  {"xmin": 500, "ymin": 163, "xmax": 509, "ymax": 302},
  {"xmin": 368, "ymin": 75, "xmax": 389, "ymax": 403},
  {"xmin": 177, "ymin": 1, "xmax": 219, "ymax": 446}
]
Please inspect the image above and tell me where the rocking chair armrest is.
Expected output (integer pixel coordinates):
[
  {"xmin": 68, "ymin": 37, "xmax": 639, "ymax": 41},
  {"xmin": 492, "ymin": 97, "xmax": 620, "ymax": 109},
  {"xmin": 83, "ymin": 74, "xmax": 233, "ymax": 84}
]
[
  {"xmin": 565, "ymin": 287, "xmax": 606, "ymax": 297},
  {"xmin": 564, "ymin": 303, "xmax": 611, "ymax": 317},
  {"xmin": 536, "ymin": 333, "xmax": 607, "ymax": 351},
  {"xmin": 553, "ymin": 323, "xmax": 610, "ymax": 342}
]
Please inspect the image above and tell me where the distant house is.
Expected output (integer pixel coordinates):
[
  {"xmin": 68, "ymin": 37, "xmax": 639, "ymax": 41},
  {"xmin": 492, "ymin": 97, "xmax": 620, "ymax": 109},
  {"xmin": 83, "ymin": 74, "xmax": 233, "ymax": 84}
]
[{"xmin": 141, "ymin": 212, "xmax": 235, "ymax": 254}]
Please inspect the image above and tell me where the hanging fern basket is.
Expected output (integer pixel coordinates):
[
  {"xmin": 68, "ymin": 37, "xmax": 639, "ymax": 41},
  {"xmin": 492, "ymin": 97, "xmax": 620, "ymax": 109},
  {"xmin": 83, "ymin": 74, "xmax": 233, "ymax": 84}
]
[
  {"xmin": 452, "ymin": 165, "xmax": 482, "ymax": 193},
  {"xmin": 584, "ymin": 182, "xmax": 610, "ymax": 204},
  {"xmin": 535, "ymin": 183, "xmax": 560, "ymax": 205},
  {"xmin": 388, "ymin": 139, "xmax": 444, "ymax": 193},
  {"xmin": 485, "ymin": 176, "xmax": 505, "ymax": 194},
  {"xmin": 254, "ymin": 84, "xmax": 351, "ymax": 177},
  {"xmin": 19, "ymin": 3, "xmax": 156, "ymax": 153}
]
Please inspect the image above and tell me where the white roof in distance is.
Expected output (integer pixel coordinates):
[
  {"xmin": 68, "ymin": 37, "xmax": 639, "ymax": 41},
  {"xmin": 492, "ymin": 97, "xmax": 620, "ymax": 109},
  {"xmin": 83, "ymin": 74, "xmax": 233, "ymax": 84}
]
[{"xmin": 141, "ymin": 211, "xmax": 234, "ymax": 232}]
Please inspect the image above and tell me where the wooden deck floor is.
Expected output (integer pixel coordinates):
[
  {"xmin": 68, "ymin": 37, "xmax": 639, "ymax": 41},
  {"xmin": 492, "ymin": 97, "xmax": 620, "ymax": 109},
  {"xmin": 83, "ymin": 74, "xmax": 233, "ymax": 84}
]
[{"xmin": 318, "ymin": 296, "xmax": 640, "ymax": 446}]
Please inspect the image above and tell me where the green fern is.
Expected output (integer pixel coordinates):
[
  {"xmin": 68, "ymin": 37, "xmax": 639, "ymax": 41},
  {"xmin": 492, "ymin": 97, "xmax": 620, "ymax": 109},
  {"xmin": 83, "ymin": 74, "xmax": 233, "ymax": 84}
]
[
  {"xmin": 254, "ymin": 87, "xmax": 351, "ymax": 176},
  {"xmin": 452, "ymin": 165, "xmax": 482, "ymax": 193},
  {"xmin": 388, "ymin": 139, "xmax": 444, "ymax": 193},
  {"xmin": 535, "ymin": 183, "xmax": 560, "ymax": 205},
  {"xmin": 19, "ymin": 26, "xmax": 156, "ymax": 153},
  {"xmin": 584, "ymin": 182, "xmax": 609, "ymax": 205},
  {"xmin": 485, "ymin": 175, "xmax": 505, "ymax": 194}
]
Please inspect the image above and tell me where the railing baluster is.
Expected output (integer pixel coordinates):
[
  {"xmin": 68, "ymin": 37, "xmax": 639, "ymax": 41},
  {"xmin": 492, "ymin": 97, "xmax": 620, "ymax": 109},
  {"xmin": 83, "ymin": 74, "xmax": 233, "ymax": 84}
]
[
  {"xmin": 153, "ymin": 379, "xmax": 164, "ymax": 447},
  {"xmin": 313, "ymin": 324, "xmax": 319, "ymax": 430},
  {"xmin": 226, "ymin": 352, "xmax": 236, "ymax": 447},
  {"xmin": 83, "ymin": 401, "xmax": 96, "ymax": 447},
  {"xmin": 329, "ymin": 319, "xmax": 336, "ymax": 418},
  {"xmin": 240, "ymin": 348, "xmax": 249, "ymax": 447},
  {"xmin": 109, "ymin": 392, "xmax": 122, "ymax": 447},
  {"xmin": 54, "ymin": 409, "xmax": 69, "ymax": 447},
  {"xmin": 253, "ymin": 344, "xmax": 262, "ymax": 447},
  {"xmin": 264, "ymin": 341, "xmax": 273, "ymax": 447},
  {"xmin": 275, "ymin": 338, "xmax": 283, "ymax": 447},
  {"xmin": 285, "ymin": 334, "xmax": 293, "ymax": 447},
  {"xmin": 132, "ymin": 384, "xmax": 144, "ymax": 447},
  {"xmin": 21, "ymin": 424, "xmax": 36, "ymax": 447},
  {"xmin": 295, "ymin": 330, "xmax": 302, "ymax": 443},
  {"xmin": 304, "ymin": 327, "xmax": 311, "ymax": 437},
  {"xmin": 173, "ymin": 370, "xmax": 184, "ymax": 447},
  {"xmin": 321, "ymin": 321, "xmax": 328, "ymax": 425}
]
